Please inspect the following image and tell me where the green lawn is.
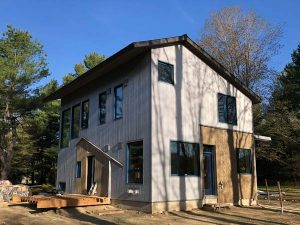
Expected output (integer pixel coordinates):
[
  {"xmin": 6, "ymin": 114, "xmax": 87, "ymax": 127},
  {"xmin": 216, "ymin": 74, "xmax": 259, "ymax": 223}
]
[{"xmin": 258, "ymin": 185, "xmax": 300, "ymax": 193}]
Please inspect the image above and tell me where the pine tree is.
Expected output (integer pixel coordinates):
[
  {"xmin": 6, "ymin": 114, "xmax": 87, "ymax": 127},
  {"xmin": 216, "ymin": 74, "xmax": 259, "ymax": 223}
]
[
  {"xmin": 62, "ymin": 52, "xmax": 105, "ymax": 85},
  {"xmin": 0, "ymin": 25, "xmax": 48, "ymax": 179}
]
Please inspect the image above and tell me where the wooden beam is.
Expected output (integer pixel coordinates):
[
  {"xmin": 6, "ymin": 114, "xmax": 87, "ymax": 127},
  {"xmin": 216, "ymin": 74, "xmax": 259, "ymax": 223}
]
[{"xmin": 20, "ymin": 194, "xmax": 110, "ymax": 209}]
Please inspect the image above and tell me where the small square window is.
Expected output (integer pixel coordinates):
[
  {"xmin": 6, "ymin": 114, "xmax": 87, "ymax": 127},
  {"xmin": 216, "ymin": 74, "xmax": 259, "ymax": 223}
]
[
  {"xmin": 170, "ymin": 141, "xmax": 200, "ymax": 176},
  {"xmin": 158, "ymin": 61, "xmax": 174, "ymax": 84}
]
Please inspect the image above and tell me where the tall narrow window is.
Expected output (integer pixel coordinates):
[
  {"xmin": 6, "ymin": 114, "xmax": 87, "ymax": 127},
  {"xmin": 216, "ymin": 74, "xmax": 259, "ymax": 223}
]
[
  {"xmin": 76, "ymin": 161, "xmax": 81, "ymax": 178},
  {"xmin": 61, "ymin": 109, "xmax": 71, "ymax": 148},
  {"xmin": 114, "ymin": 85, "xmax": 123, "ymax": 120},
  {"xmin": 218, "ymin": 93, "xmax": 237, "ymax": 125},
  {"xmin": 71, "ymin": 104, "xmax": 80, "ymax": 139},
  {"xmin": 81, "ymin": 100, "xmax": 89, "ymax": 129},
  {"xmin": 170, "ymin": 141, "xmax": 200, "ymax": 176},
  {"xmin": 237, "ymin": 149, "xmax": 252, "ymax": 174},
  {"xmin": 99, "ymin": 92, "xmax": 107, "ymax": 124},
  {"xmin": 158, "ymin": 60, "xmax": 174, "ymax": 84},
  {"xmin": 127, "ymin": 141, "xmax": 143, "ymax": 184}
]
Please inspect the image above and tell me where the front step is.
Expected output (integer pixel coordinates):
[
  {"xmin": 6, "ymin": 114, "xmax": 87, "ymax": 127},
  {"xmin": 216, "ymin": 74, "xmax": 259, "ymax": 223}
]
[{"xmin": 203, "ymin": 195, "xmax": 218, "ymax": 205}]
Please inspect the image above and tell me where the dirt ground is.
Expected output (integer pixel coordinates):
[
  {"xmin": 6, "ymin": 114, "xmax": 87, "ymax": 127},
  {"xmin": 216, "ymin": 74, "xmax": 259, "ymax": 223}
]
[{"xmin": 0, "ymin": 202, "xmax": 299, "ymax": 225}]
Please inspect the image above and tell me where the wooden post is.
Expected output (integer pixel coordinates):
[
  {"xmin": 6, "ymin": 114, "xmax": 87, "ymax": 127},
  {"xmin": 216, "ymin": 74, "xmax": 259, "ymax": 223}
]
[
  {"xmin": 277, "ymin": 181, "xmax": 283, "ymax": 214},
  {"xmin": 265, "ymin": 179, "xmax": 270, "ymax": 203}
]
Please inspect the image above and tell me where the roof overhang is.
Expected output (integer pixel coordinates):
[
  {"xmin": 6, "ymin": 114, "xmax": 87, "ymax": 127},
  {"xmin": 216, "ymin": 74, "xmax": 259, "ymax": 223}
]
[
  {"xmin": 254, "ymin": 134, "xmax": 272, "ymax": 141},
  {"xmin": 45, "ymin": 34, "xmax": 261, "ymax": 104},
  {"xmin": 76, "ymin": 138, "xmax": 123, "ymax": 167}
]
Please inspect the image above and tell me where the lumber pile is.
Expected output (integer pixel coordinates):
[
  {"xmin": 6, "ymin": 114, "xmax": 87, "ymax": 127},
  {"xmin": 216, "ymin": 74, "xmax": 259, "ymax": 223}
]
[{"xmin": 17, "ymin": 194, "xmax": 110, "ymax": 209}]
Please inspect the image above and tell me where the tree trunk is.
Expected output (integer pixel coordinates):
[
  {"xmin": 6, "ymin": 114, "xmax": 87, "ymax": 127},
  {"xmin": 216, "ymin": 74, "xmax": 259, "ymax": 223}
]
[{"xmin": 0, "ymin": 102, "xmax": 16, "ymax": 181}]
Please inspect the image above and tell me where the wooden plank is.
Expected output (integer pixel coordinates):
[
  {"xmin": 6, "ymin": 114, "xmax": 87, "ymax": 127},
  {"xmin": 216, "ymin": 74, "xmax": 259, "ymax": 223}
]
[{"xmin": 20, "ymin": 194, "xmax": 110, "ymax": 209}]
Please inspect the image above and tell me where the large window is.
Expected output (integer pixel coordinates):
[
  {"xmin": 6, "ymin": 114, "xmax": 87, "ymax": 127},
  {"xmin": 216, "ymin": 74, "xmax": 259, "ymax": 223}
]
[
  {"xmin": 76, "ymin": 161, "xmax": 81, "ymax": 178},
  {"xmin": 127, "ymin": 141, "xmax": 143, "ymax": 184},
  {"xmin": 99, "ymin": 92, "xmax": 107, "ymax": 124},
  {"xmin": 81, "ymin": 100, "xmax": 89, "ymax": 129},
  {"xmin": 237, "ymin": 149, "xmax": 252, "ymax": 174},
  {"xmin": 60, "ymin": 109, "xmax": 71, "ymax": 148},
  {"xmin": 114, "ymin": 85, "xmax": 123, "ymax": 120},
  {"xmin": 218, "ymin": 93, "xmax": 237, "ymax": 125},
  {"xmin": 158, "ymin": 60, "xmax": 174, "ymax": 84},
  {"xmin": 171, "ymin": 141, "xmax": 200, "ymax": 176},
  {"xmin": 71, "ymin": 104, "xmax": 80, "ymax": 139}
]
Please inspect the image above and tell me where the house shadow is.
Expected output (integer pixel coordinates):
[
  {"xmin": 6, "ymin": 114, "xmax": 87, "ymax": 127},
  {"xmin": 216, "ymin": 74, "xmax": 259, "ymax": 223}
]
[{"xmin": 170, "ymin": 208, "xmax": 288, "ymax": 225}]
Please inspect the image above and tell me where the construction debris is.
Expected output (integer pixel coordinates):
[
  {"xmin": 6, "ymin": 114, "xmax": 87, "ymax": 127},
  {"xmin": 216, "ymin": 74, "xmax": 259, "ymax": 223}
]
[
  {"xmin": 17, "ymin": 194, "xmax": 110, "ymax": 209},
  {"xmin": 0, "ymin": 180, "xmax": 31, "ymax": 202}
]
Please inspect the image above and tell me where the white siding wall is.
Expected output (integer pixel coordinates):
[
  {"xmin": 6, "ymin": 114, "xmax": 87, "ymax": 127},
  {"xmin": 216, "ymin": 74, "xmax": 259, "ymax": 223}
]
[
  {"xmin": 151, "ymin": 45, "xmax": 253, "ymax": 202},
  {"xmin": 57, "ymin": 53, "xmax": 152, "ymax": 202}
]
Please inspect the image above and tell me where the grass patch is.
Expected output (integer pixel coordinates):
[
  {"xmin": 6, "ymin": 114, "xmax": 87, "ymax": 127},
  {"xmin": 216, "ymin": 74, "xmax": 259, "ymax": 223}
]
[{"xmin": 258, "ymin": 185, "xmax": 300, "ymax": 193}]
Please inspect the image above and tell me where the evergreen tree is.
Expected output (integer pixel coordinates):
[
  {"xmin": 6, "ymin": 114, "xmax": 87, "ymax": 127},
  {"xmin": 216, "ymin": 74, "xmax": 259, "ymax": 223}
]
[
  {"xmin": 10, "ymin": 80, "xmax": 60, "ymax": 184},
  {"xmin": 256, "ymin": 44, "xmax": 300, "ymax": 184},
  {"xmin": 0, "ymin": 25, "xmax": 48, "ymax": 179},
  {"xmin": 62, "ymin": 52, "xmax": 105, "ymax": 85}
]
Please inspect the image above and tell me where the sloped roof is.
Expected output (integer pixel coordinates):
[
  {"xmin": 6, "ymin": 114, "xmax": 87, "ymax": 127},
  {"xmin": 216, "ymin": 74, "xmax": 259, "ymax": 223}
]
[
  {"xmin": 45, "ymin": 34, "xmax": 261, "ymax": 104},
  {"xmin": 76, "ymin": 138, "xmax": 123, "ymax": 167}
]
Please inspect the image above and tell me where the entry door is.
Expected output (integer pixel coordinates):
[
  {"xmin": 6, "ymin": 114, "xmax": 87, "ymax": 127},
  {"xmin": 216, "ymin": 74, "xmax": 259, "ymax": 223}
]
[
  {"xmin": 87, "ymin": 156, "xmax": 95, "ymax": 192},
  {"xmin": 204, "ymin": 145, "xmax": 216, "ymax": 195}
]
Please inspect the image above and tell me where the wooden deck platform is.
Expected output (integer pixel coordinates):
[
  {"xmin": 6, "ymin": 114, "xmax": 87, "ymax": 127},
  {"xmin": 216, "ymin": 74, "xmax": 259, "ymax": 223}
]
[{"xmin": 17, "ymin": 194, "xmax": 110, "ymax": 209}]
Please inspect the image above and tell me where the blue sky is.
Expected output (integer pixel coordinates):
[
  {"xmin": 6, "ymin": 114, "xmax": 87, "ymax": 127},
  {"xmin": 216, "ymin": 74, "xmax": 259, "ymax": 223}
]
[{"xmin": 1, "ymin": 0, "xmax": 300, "ymax": 85}]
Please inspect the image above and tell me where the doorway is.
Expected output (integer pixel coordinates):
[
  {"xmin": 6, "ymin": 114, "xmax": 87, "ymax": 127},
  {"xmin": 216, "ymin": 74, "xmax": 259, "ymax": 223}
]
[
  {"xmin": 87, "ymin": 155, "xmax": 95, "ymax": 192},
  {"xmin": 203, "ymin": 145, "xmax": 216, "ymax": 195}
]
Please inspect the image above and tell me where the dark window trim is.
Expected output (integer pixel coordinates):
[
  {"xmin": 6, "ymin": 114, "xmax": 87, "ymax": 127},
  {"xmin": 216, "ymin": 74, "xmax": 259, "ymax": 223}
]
[
  {"xmin": 158, "ymin": 60, "xmax": 174, "ymax": 85},
  {"xmin": 81, "ymin": 99, "xmax": 89, "ymax": 129},
  {"xmin": 99, "ymin": 91, "xmax": 107, "ymax": 125},
  {"xmin": 60, "ymin": 108, "xmax": 71, "ymax": 149},
  {"xmin": 71, "ymin": 104, "xmax": 81, "ymax": 139},
  {"xmin": 236, "ymin": 148, "xmax": 252, "ymax": 174},
  {"xmin": 58, "ymin": 182, "xmax": 66, "ymax": 192},
  {"xmin": 218, "ymin": 93, "xmax": 237, "ymax": 125},
  {"xmin": 170, "ymin": 140, "xmax": 200, "ymax": 177},
  {"xmin": 126, "ymin": 139, "xmax": 144, "ymax": 184},
  {"xmin": 114, "ymin": 84, "xmax": 123, "ymax": 120},
  {"xmin": 76, "ymin": 161, "xmax": 81, "ymax": 178}
]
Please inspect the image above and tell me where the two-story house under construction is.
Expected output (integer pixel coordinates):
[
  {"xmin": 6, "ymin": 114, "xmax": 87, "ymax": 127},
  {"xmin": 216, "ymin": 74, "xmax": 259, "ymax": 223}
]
[{"xmin": 46, "ymin": 35, "xmax": 261, "ymax": 213}]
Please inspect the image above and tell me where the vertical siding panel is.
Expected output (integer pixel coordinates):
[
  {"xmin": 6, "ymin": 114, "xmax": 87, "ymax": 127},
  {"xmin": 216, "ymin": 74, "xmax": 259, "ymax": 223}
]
[{"xmin": 57, "ymin": 52, "xmax": 151, "ymax": 202}]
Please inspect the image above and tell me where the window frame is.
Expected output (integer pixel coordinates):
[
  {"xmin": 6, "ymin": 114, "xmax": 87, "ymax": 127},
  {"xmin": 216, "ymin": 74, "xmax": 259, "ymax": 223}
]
[
  {"xmin": 99, "ymin": 91, "xmax": 107, "ymax": 125},
  {"xmin": 60, "ymin": 108, "xmax": 71, "ymax": 149},
  {"xmin": 81, "ymin": 99, "xmax": 89, "ymax": 129},
  {"xmin": 126, "ymin": 140, "xmax": 144, "ymax": 184},
  {"xmin": 236, "ymin": 148, "xmax": 252, "ymax": 174},
  {"xmin": 76, "ymin": 161, "xmax": 82, "ymax": 178},
  {"xmin": 158, "ymin": 60, "xmax": 174, "ymax": 85},
  {"xmin": 218, "ymin": 93, "xmax": 237, "ymax": 125},
  {"xmin": 170, "ymin": 140, "xmax": 200, "ymax": 177},
  {"xmin": 58, "ymin": 182, "xmax": 66, "ymax": 192},
  {"xmin": 114, "ymin": 84, "xmax": 123, "ymax": 120},
  {"xmin": 71, "ymin": 104, "xmax": 81, "ymax": 139}
]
